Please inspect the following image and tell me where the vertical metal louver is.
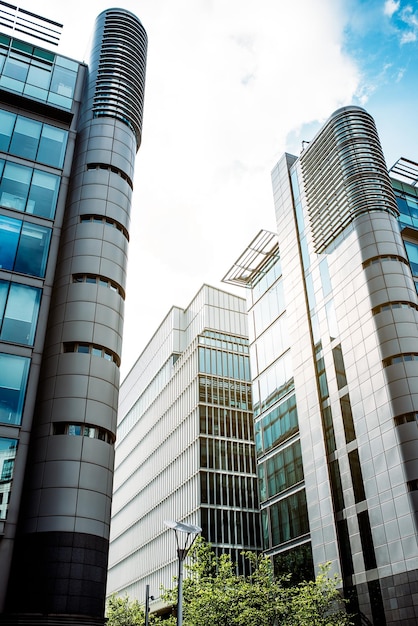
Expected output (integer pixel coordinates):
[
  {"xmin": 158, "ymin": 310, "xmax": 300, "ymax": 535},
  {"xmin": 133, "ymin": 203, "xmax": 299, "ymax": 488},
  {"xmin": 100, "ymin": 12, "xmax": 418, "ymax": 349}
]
[
  {"xmin": 92, "ymin": 10, "xmax": 147, "ymax": 149},
  {"xmin": 300, "ymin": 106, "xmax": 399, "ymax": 254}
]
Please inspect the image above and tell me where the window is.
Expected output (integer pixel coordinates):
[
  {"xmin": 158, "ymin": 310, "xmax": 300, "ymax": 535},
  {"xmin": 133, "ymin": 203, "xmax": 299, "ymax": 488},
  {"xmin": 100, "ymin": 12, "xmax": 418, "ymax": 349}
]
[
  {"xmin": 52, "ymin": 422, "xmax": 114, "ymax": 444},
  {"xmin": 0, "ymin": 353, "xmax": 30, "ymax": 425},
  {"xmin": 358, "ymin": 510, "xmax": 377, "ymax": 570},
  {"xmin": 37, "ymin": 125, "xmax": 67, "ymax": 167},
  {"xmin": 0, "ymin": 160, "xmax": 59, "ymax": 219},
  {"xmin": 348, "ymin": 449, "xmax": 366, "ymax": 503},
  {"xmin": 333, "ymin": 345, "xmax": 347, "ymax": 389},
  {"xmin": 0, "ymin": 111, "xmax": 68, "ymax": 168},
  {"xmin": 9, "ymin": 116, "xmax": 41, "ymax": 160},
  {"xmin": 0, "ymin": 216, "xmax": 51, "ymax": 277},
  {"xmin": 0, "ymin": 281, "xmax": 41, "ymax": 344},
  {"xmin": 63, "ymin": 342, "xmax": 120, "ymax": 366},
  {"xmin": 0, "ymin": 110, "xmax": 15, "ymax": 151},
  {"xmin": 404, "ymin": 240, "xmax": 418, "ymax": 276},
  {"xmin": 340, "ymin": 394, "xmax": 356, "ymax": 443},
  {"xmin": 0, "ymin": 437, "xmax": 18, "ymax": 519}
]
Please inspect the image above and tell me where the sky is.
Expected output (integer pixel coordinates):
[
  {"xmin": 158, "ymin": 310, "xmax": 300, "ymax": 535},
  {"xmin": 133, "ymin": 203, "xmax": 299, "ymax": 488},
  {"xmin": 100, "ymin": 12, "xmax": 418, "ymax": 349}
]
[{"xmin": 15, "ymin": 0, "xmax": 418, "ymax": 377}]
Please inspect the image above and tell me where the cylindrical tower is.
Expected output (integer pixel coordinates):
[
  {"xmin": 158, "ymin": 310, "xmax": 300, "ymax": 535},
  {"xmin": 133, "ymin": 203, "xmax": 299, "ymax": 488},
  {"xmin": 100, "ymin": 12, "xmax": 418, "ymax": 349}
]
[{"xmin": 5, "ymin": 9, "xmax": 147, "ymax": 625}]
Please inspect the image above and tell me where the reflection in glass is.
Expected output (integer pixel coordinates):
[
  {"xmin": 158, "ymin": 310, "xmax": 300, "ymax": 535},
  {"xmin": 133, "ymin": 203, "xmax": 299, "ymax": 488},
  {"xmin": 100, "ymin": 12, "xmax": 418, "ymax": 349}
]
[
  {"xmin": 0, "ymin": 282, "xmax": 41, "ymax": 345},
  {"xmin": 0, "ymin": 110, "xmax": 16, "ymax": 152},
  {"xmin": 0, "ymin": 437, "xmax": 18, "ymax": 519},
  {"xmin": 14, "ymin": 222, "xmax": 51, "ymax": 277},
  {"xmin": 0, "ymin": 215, "xmax": 20, "ymax": 270},
  {"xmin": 0, "ymin": 162, "xmax": 31, "ymax": 212},
  {"xmin": 9, "ymin": 117, "xmax": 41, "ymax": 160},
  {"xmin": 0, "ymin": 353, "xmax": 30, "ymax": 425}
]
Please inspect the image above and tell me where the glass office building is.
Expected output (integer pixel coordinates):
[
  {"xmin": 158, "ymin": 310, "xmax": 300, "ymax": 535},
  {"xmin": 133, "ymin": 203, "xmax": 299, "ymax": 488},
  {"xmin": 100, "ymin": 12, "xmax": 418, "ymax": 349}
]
[
  {"xmin": 224, "ymin": 107, "xmax": 418, "ymax": 626},
  {"xmin": 107, "ymin": 285, "xmax": 261, "ymax": 610},
  {"xmin": 0, "ymin": 6, "xmax": 147, "ymax": 625}
]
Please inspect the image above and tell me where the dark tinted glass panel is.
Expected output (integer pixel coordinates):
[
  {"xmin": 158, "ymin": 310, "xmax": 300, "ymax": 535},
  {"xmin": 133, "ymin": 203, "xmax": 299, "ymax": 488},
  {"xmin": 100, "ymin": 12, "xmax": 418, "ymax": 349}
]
[
  {"xmin": 336, "ymin": 519, "xmax": 354, "ymax": 576},
  {"xmin": 349, "ymin": 449, "xmax": 366, "ymax": 503},
  {"xmin": 333, "ymin": 344, "xmax": 347, "ymax": 389},
  {"xmin": 341, "ymin": 394, "xmax": 356, "ymax": 443},
  {"xmin": 358, "ymin": 510, "xmax": 377, "ymax": 570},
  {"xmin": 329, "ymin": 459, "xmax": 345, "ymax": 511}
]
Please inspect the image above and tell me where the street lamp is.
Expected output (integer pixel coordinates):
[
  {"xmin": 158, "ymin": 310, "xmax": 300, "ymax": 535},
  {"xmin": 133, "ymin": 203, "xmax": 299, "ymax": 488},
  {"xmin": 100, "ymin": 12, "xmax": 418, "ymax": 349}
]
[{"xmin": 164, "ymin": 520, "xmax": 202, "ymax": 626}]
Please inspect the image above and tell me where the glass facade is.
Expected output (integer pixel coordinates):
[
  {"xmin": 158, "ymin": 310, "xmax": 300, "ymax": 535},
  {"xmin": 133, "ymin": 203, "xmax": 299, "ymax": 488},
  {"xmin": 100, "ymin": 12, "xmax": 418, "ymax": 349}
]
[
  {"xmin": 0, "ymin": 110, "xmax": 68, "ymax": 168},
  {"xmin": 0, "ymin": 34, "xmax": 78, "ymax": 110},
  {"xmin": 0, "ymin": 159, "xmax": 60, "ymax": 219}
]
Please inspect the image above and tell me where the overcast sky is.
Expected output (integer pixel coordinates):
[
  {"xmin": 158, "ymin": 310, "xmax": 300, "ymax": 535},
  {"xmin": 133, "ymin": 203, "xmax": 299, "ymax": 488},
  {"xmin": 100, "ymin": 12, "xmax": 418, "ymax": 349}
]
[{"xmin": 18, "ymin": 0, "xmax": 418, "ymax": 376}]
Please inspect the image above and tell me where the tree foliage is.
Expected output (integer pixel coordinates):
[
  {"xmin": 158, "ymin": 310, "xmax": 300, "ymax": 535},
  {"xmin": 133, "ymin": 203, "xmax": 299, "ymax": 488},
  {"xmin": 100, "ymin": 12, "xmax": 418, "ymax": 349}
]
[
  {"xmin": 107, "ymin": 538, "xmax": 354, "ymax": 626},
  {"xmin": 161, "ymin": 538, "xmax": 353, "ymax": 626}
]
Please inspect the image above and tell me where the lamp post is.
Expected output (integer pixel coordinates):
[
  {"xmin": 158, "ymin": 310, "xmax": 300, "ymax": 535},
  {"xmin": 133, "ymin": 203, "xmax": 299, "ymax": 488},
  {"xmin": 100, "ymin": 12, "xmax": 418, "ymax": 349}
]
[{"xmin": 164, "ymin": 520, "xmax": 202, "ymax": 626}]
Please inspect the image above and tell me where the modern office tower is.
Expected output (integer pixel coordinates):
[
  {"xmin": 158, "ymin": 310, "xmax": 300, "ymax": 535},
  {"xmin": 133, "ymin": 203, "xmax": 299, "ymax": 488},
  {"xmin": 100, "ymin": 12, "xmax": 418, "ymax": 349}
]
[
  {"xmin": 107, "ymin": 285, "xmax": 261, "ymax": 607},
  {"xmin": 0, "ymin": 6, "xmax": 147, "ymax": 626},
  {"xmin": 224, "ymin": 106, "xmax": 418, "ymax": 626}
]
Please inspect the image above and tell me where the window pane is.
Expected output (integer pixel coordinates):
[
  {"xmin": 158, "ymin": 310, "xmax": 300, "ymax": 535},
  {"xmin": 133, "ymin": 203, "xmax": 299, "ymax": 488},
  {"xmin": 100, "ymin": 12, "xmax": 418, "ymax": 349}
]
[
  {"xmin": 50, "ymin": 65, "xmax": 77, "ymax": 98},
  {"xmin": 0, "ymin": 353, "xmax": 30, "ymax": 425},
  {"xmin": 27, "ymin": 63, "xmax": 51, "ymax": 89},
  {"xmin": 37, "ymin": 125, "xmax": 67, "ymax": 167},
  {"xmin": 9, "ymin": 117, "xmax": 41, "ymax": 160},
  {"xmin": 0, "ymin": 161, "xmax": 31, "ymax": 212},
  {"xmin": 0, "ymin": 280, "xmax": 8, "ymax": 319},
  {"xmin": 14, "ymin": 222, "xmax": 51, "ymax": 277},
  {"xmin": 1, "ymin": 283, "xmax": 41, "ymax": 345},
  {"xmin": 0, "ymin": 215, "xmax": 21, "ymax": 271},
  {"xmin": 0, "ymin": 437, "xmax": 18, "ymax": 519},
  {"xmin": 405, "ymin": 241, "xmax": 418, "ymax": 276},
  {"xmin": 0, "ymin": 110, "xmax": 16, "ymax": 151},
  {"xmin": 3, "ymin": 56, "xmax": 28, "ymax": 82},
  {"xmin": 27, "ymin": 170, "xmax": 60, "ymax": 218}
]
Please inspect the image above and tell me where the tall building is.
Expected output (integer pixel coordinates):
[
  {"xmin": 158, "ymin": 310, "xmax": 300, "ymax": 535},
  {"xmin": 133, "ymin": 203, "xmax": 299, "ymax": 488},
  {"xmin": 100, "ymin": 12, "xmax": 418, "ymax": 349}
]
[
  {"xmin": 224, "ymin": 106, "xmax": 418, "ymax": 626},
  {"xmin": 0, "ymin": 5, "xmax": 147, "ymax": 625},
  {"xmin": 107, "ymin": 285, "xmax": 261, "ymax": 607}
]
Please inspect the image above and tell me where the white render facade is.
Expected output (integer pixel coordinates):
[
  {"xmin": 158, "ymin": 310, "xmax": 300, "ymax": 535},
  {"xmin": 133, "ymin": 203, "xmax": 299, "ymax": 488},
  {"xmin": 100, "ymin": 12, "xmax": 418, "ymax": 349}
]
[{"xmin": 107, "ymin": 285, "xmax": 261, "ymax": 605}]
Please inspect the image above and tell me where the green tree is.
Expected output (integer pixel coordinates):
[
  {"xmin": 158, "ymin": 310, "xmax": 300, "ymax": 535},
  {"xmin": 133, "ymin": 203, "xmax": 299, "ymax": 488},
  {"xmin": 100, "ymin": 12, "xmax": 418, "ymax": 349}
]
[
  {"xmin": 161, "ymin": 537, "xmax": 353, "ymax": 626},
  {"xmin": 106, "ymin": 595, "xmax": 145, "ymax": 626}
]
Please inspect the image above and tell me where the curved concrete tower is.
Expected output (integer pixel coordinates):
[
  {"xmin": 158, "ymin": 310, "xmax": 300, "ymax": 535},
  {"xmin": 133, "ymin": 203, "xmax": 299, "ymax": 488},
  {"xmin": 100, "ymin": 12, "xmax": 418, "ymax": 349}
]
[{"xmin": 4, "ymin": 9, "xmax": 147, "ymax": 625}]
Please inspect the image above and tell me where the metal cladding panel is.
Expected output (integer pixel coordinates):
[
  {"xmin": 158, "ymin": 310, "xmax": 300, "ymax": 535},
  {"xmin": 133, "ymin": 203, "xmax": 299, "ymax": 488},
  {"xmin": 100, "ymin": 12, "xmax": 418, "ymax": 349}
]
[
  {"xmin": 88, "ymin": 9, "xmax": 147, "ymax": 150},
  {"xmin": 300, "ymin": 106, "xmax": 399, "ymax": 254}
]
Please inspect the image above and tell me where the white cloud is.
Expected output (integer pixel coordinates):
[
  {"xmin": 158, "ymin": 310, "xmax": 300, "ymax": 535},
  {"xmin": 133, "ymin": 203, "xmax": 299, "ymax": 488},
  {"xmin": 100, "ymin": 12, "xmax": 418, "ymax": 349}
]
[
  {"xmin": 384, "ymin": 0, "xmax": 400, "ymax": 17},
  {"xmin": 24, "ymin": 0, "xmax": 362, "ymax": 375}
]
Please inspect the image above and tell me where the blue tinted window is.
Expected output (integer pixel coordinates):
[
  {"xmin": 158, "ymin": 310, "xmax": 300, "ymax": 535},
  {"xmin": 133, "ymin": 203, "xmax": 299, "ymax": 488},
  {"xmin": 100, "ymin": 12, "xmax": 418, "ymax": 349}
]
[
  {"xmin": 27, "ymin": 170, "xmax": 60, "ymax": 218},
  {"xmin": 0, "ymin": 161, "xmax": 60, "ymax": 219},
  {"xmin": 0, "ymin": 216, "xmax": 51, "ymax": 277},
  {"xmin": 14, "ymin": 222, "xmax": 51, "ymax": 277},
  {"xmin": 37, "ymin": 125, "xmax": 67, "ymax": 167},
  {"xmin": 0, "ymin": 437, "xmax": 18, "ymax": 519},
  {"xmin": 0, "ymin": 110, "xmax": 15, "ymax": 151},
  {"xmin": 0, "ymin": 281, "xmax": 41, "ymax": 345},
  {"xmin": 0, "ymin": 161, "xmax": 31, "ymax": 212},
  {"xmin": 0, "ymin": 353, "xmax": 30, "ymax": 425},
  {"xmin": 0, "ymin": 215, "xmax": 20, "ymax": 270},
  {"xmin": 9, "ymin": 117, "xmax": 41, "ymax": 160},
  {"xmin": 405, "ymin": 240, "xmax": 418, "ymax": 276}
]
